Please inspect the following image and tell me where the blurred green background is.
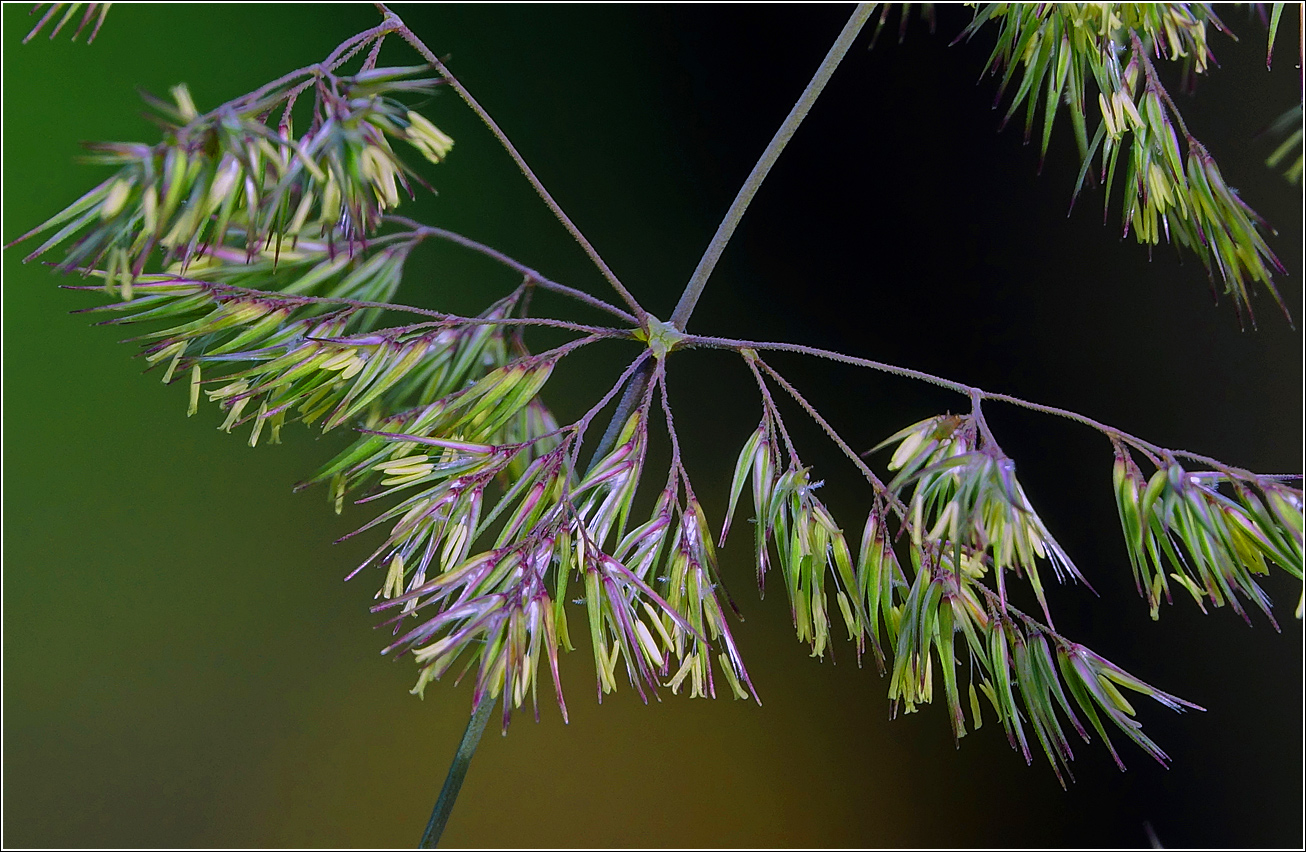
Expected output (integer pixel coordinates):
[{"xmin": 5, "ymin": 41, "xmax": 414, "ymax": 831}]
[{"xmin": 4, "ymin": 4, "xmax": 1302, "ymax": 847}]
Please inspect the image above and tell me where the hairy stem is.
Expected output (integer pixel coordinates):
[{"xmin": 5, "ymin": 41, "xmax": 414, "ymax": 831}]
[
  {"xmin": 686, "ymin": 334, "xmax": 973, "ymax": 393},
  {"xmin": 752, "ymin": 354, "xmax": 895, "ymax": 500},
  {"xmin": 362, "ymin": 34, "xmax": 387, "ymax": 72},
  {"xmin": 1129, "ymin": 31, "xmax": 1194, "ymax": 141},
  {"xmin": 654, "ymin": 365, "xmax": 688, "ymax": 487},
  {"xmin": 669, "ymin": 3, "xmax": 875, "ymax": 330},
  {"xmin": 742, "ymin": 351, "xmax": 801, "ymax": 466},
  {"xmin": 576, "ymin": 352, "xmax": 655, "ymax": 439},
  {"xmin": 969, "ymin": 390, "xmax": 1001, "ymax": 450},
  {"xmin": 685, "ymin": 333, "xmax": 1275, "ymax": 480}
]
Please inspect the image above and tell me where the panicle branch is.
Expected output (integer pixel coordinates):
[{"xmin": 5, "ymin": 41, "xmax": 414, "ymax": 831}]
[
  {"xmin": 718, "ymin": 381, "xmax": 1222, "ymax": 780},
  {"xmin": 685, "ymin": 333, "xmax": 1296, "ymax": 487},
  {"xmin": 706, "ymin": 332, "xmax": 1296, "ymax": 779},
  {"xmin": 382, "ymin": 217, "xmax": 638, "ymax": 324},
  {"xmin": 1112, "ymin": 446, "xmax": 1303, "ymax": 625}
]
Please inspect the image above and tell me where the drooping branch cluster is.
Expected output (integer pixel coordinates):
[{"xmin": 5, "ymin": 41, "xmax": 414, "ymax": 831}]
[
  {"xmin": 12, "ymin": 63, "xmax": 454, "ymax": 284},
  {"xmin": 300, "ymin": 357, "xmax": 759, "ymax": 728},
  {"xmin": 888, "ymin": 547, "xmax": 1199, "ymax": 786},
  {"xmin": 724, "ymin": 356, "xmax": 868, "ymax": 663},
  {"xmin": 880, "ymin": 414, "xmax": 1087, "ymax": 626},
  {"xmin": 6, "ymin": 14, "xmax": 760, "ymax": 730},
  {"xmin": 1113, "ymin": 449, "xmax": 1304, "ymax": 624},
  {"xmin": 962, "ymin": 3, "xmax": 1291, "ymax": 324},
  {"xmin": 68, "ymin": 272, "xmax": 614, "ymax": 452},
  {"xmin": 715, "ymin": 349, "xmax": 1300, "ymax": 781}
]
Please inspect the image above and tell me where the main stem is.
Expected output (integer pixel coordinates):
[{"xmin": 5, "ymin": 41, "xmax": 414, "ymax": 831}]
[
  {"xmin": 418, "ymin": 693, "xmax": 495, "ymax": 848},
  {"xmin": 416, "ymin": 5, "xmax": 871, "ymax": 845},
  {"xmin": 668, "ymin": 3, "xmax": 875, "ymax": 331}
]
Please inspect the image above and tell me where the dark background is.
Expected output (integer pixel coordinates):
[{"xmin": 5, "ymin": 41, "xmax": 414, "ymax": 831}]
[{"xmin": 4, "ymin": 4, "xmax": 1302, "ymax": 847}]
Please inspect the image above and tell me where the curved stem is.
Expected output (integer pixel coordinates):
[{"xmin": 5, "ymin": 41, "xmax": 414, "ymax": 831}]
[
  {"xmin": 751, "ymin": 355, "xmax": 895, "ymax": 501},
  {"xmin": 418, "ymin": 691, "xmax": 495, "ymax": 848},
  {"xmin": 379, "ymin": 7, "xmax": 649, "ymax": 326},
  {"xmin": 596, "ymin": 5, "xmax": 879, "ymax": 479},
  {"xmin": 976, "ymin": 390, "xmax": 1245, "ymax": 476},
  {"xmin": 202, "ymin": 23, "xmax": 393, "ymax": 124},
  {"xmin": 669, "ymin": 3, "xmax": 875, "ymax": 330},
  {"xmin": 686, "ymin": 333, "xmax": 1274, "ymax": 480},
  {"xmin": 685, "ymin": 334, "xmax": 975, "ymax": 394},
  {"xmin": 384, "ymin": 218, "xmax": 637, "ymax": 324}
]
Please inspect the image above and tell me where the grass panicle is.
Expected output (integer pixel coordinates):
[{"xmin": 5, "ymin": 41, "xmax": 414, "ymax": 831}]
[{"xmin": 7, "ymin": 5, "xmax": 1301, "ymax": 840}]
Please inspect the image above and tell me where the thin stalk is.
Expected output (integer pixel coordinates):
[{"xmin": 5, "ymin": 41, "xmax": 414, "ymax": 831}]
[
  {"xmin": 752, "ymin": 355, "xmax": 895, "ymax": 500},
  {"xmin": 202, "ymin": 23, "xmax": 393, "ymax": 123},
  {"xmin": 587, "ymin": 358, "xmax": 655, "ymax": 471},
  {"xmin": 384, "ymin": 218, "xmax": 637, "ymax": 324},
  {"xmin": 742, "ymin": 352, "xmax": 801, "ymax": 467},
  {"xmin": 684, "ymin": 334, "xmax": 974, "ymax": 395},
  {"xmin": 362, "ymin": 34, "xmax": 387, "ymax": 72},
  {"xmin": 969, "ymin": 390, "xmax": 1001, "ymax": 450},
  {"xmin": 669, "ymin": 3, "xmax": 875, "ymax": 330},
  {"xmin": 654, "ymin": 365, "xmax": 688, "ymax": 489},
  {"xmin": 1130, "ymin": 31, "xmax": 1194, "ymax": 141},
  {"xmin": 607, "ymin": 5, "xmax": 876, "ymax": 455},
  {"xmin": 378, "ymin": 6, "xmax": 649, "ymax": 326},
  {"xmin": 418, "ymin": 692, "xmax": 495, "ymax": 848},
  {"xmin": 687, "ymin": 333, "xmax": 1278, "ymax": 482}
]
